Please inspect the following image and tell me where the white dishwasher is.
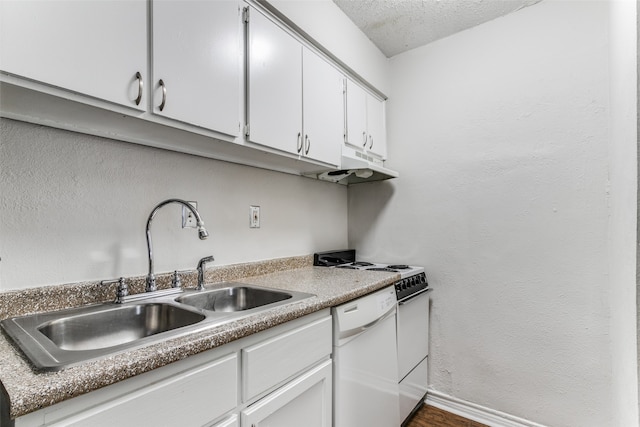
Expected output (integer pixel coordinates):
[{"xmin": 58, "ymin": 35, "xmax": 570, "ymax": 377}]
[{"xmin": 332, "ymin": 286, "xmax": 400, "ymax": 427}]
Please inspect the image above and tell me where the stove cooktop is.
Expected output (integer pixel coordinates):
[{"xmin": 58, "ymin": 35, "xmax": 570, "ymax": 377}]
[
  {"xmin": 313, "ymin": 249, "xmax": 429, "ymax": 300},
  {"xmin": 335, "ymin": 262, "xmax": 424, "ymax": 279}
]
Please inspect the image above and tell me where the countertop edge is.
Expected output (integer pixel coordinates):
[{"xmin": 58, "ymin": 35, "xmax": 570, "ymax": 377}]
[{"xmin": 0, "ymin": 257, "xmax": 400, "ymax": 419}]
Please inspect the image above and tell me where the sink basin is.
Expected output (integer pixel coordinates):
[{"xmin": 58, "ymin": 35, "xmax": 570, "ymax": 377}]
[
  {"xmin": 38, "ymin": 303, "xmax": 205, "ymax": 351},
  {"xmin": 0, "ymin": 283, "xmax": 314, "ymax": 371},
  {"xmin": 1, "ymin": 302, "xmax": 208, "ymax": 370},
  {"xmin": 175, "ymin": 286, "xmax": 292, "ymax": 312}
]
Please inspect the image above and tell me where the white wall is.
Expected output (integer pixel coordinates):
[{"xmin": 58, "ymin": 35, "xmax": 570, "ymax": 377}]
[
  {"xmin": 349, "ymin": 0, "xmax": 637, "ymax": 426},
  {"xmin": 264, "ymin": 0, "xmax": 390, "ymax": 95},
  {"xmin": 0, "ymin": 118, "xmax": 348, "ymax": 290}
]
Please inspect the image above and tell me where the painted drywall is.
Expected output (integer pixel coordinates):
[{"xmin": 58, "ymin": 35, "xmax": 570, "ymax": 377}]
[
  {"xmin": 348, "ymin": 0, "xmax": 637, "ymax": 426},
  {"xmin": 264, "ymin": 0, "xmax": 390, "ymax": 95},
  {"xmin": 608, "ymin": 0, "xmax": 639, "ymax": 425},
  {"xmin": 0, "ymin": 118, "xmax": 348, "ymax": 291}
]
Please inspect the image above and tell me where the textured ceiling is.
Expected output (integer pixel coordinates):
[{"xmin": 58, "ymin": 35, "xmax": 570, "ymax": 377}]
[{"xmin": 332, "ymin": 0, "xmax": 544, "ymax": 57}]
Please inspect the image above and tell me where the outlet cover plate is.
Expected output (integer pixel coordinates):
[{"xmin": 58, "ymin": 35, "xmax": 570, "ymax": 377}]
[
  {"xmin": 250, "ymin": 205, "xmax": 260, "ymax": 228},
  {"xmin": 182, "ymin": 201, "xmax": 198, "ymax": 228}
]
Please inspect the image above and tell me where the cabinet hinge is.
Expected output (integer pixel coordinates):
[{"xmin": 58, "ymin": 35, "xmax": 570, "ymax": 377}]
[
  {"xmin": 243, "ymin": 7, "xmax": 249, "ymax": 24},
  {"xmin": 244, "ymin": 124, "xmax": 250, "ymax": 137}
]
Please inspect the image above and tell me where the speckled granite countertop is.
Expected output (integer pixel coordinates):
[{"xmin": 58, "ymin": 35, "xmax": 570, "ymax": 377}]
[{"xmin": 0, "ymin": 256, "xmax": 398, "ymax": 420}]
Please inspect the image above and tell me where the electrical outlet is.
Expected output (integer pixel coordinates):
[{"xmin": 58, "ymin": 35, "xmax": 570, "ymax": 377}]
[
  {"xmin": 250, "ymin": 205, "xmax": 260, "ymax": 228},
  {"xmin": 182, "ymin": 201, "xmax": 198, "ymax": 228}
]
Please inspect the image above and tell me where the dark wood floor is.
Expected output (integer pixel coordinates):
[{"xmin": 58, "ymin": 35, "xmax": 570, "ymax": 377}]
[{"xmin": 405, "ymin": 404, "xmax": 488, "ymax": 427}]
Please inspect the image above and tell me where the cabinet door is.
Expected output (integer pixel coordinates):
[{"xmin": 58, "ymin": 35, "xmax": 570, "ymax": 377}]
[
  {"xmin": 246, "ymin": 8, "xmax": 302, "ymax": 155},
  {"xmin": 0, "ymin": 0, "xmax": 147, "ymax": 110},
  {"xmin": 302, "ymin": 48, "xmax": 343, "ymax": 166},
  {"xmin": 241, "ymin": 360, "xmax": 332, "ymax": 427},
  {"xmin": 366, "ymin": 94, "xmax": 387, "ymax": 159},
  {"xmin": 152, "ymin": 0, "xmax": 241, "ymax": 136},
  {"xmin": 345, "ymin": 79, "xmax": 368, "ymax": 150},
  {"xmin": 44, "ymin": 354, "xmax": 238, "ymax": 427}
]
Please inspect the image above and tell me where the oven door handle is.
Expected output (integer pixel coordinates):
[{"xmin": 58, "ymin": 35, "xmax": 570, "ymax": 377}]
[{"xmin": 398, "ymin": 287, "xmax": 432, "ymax": 305}]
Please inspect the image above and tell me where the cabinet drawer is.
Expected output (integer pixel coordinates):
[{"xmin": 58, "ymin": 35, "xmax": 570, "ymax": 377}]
[
  {"xmin": 242, "ymin": 316, "xmax": 331, "ymax": 401},
  {"xmin": 46, "ymin": 353, "xmax": 237, "ymax": 427}
]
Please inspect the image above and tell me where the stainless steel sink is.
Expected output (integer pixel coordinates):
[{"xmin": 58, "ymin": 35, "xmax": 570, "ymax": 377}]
[
  {"xmin": 38, "ymin": 303, "xmax": 205, "ymax": 351},
  {"xmin": 175, "ymin": 286, "xmax": 292, "ymax": 312},
  {"xmin": 0, "ymin": 283, "xmax": 314, "ymax": 371}
]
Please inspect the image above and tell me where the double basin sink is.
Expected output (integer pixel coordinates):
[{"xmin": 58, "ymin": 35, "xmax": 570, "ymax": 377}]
[{"xmin": 1, "ymin": 283, "xmax": 315, "ymax": 371}]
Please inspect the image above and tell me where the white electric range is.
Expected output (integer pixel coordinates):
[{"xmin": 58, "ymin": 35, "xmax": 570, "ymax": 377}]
[{"xmin": 314, "ymin": 250, "xmax": 432, "ymax": 425}]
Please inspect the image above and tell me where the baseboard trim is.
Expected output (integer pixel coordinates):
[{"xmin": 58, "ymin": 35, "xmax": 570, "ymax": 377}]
[{"xmin": 425, "ymin": 389, "xmax": 548, "ymax": 427}]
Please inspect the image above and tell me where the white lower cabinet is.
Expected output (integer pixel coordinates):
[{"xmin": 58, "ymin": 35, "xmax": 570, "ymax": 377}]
[
  {"xmin": 14, "ymin": 310, "xmax": 331, "ymax": 427},
  {"xmin": 241, "ymin": 360, "xmax": 332, "ymax": 427},
  {"xmin": 18, "ymin": 352, "xmax": 238, "ymax": 427}
]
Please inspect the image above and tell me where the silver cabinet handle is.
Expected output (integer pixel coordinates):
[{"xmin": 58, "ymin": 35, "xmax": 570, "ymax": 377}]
[
  {"xmin": 158, "ymin": 79, "xmax": 167, "ymax": 111},
  {"xmin": 362, "ymin": 131, "xmax": 367, "ymax": 147},
  {"xmin": 296, "ymin": 132, "xmax": 302, "ymax": 153},
  {"xmin": 369, "ymin": 134, "xmax": 373, "ymax": 149},
  {"xmin": 305, "ymin": 134, "xmax": 311, "ymax": 155},
  {"xmin": 134, "ymin": 72, "xmax": 143, "ymax": 106}
]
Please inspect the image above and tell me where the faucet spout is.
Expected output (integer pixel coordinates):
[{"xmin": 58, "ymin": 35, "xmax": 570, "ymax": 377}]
[{"xmin": 146, "ymin": 199, "xmax": 210, "ymax": 292}]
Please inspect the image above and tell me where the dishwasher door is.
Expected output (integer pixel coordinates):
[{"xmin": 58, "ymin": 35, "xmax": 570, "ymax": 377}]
[{"xmin": 332, "ymin": 286, "xmax": 400, "ymax": 427}]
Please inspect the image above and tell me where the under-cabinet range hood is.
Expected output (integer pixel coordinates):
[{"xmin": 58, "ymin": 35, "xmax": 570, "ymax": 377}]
[{"xmin": 305, "ymin": 148, "xmax": 399, "ymax": 185}]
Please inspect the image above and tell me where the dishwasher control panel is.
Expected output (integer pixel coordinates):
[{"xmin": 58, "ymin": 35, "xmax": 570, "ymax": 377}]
[{"xmin": 333, "ymin": 286, "xmax": 396, "ymax": 343}]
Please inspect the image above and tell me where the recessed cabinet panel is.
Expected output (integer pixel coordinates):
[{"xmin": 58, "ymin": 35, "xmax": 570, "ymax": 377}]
[
  {"xmin": 241, "ymin": 360, "xmax": 332, "ymax": 427},
  {"xmin": 207, "ymin": 414, "xmax": 239, "ymax": 427},
  {"xmin": 152, "ymin": 0, "xmax": 240, "ymax": 136},
  {"xmin": 45, "ymin": 353, "xmax": 238, "ymax": 427},
  {"xmin": 0, "ymin": 0, "xmax": 147, "ymax": 110},
  {"xmin": 302, "ymin": 48, "xmax": 343, "ymax": 167},
  {"xmin": 345, "ymin": 79, "xmax": 388, "ymax": 160},
  {"xmin": 247, "ymin": 8, "xmax": 303, "ymax": 155},
  {"xmin": 345, "ymin": 79, "xmax": 368, "ymax": 150},
  {"xmin": 242, "ymin": 316, "xmax": 332, "ymax": 401},
  {"xmin": 366, "ymin": 95, "xmax": 387, "ymax": 159}
]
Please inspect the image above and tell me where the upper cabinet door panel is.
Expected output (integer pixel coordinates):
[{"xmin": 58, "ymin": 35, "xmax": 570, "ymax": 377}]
[
  {"xmin": 366, "ymin": 95, "xmax": 387, "ymax": 159},
  {"xmin": 0, "ymin": 0, "xmax": 147, "ymax": 110},
  {"xmin": 302, "ymin": 48, "xmax": 342, "ymax": 167},
  {"xmin": 345, "ymin": 79, "xmax": 368, "ymax": 150},
  {"xmin": 247, "ymin": 8, "xmax": 302, "ymax": 155},
  {"xmin": 152, "ymin": 0, "xmax": 241, "ymax": 136}
]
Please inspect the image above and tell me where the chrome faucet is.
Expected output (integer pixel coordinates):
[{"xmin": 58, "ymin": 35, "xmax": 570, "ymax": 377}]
[
  {"xmin": 196, "ymin": 255, "xmax": 215, "ymax": 291},
  {"xmin": 146, "ymin": 199, "xmax": 209, "ymax": 292}
]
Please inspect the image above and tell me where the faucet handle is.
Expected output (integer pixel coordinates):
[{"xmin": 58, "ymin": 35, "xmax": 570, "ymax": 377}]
[
  {"xmin": 102, "ymin": 277, "xmax": 129, "ymax": 304},
  {"xmin": 172, "ymin": 270, "xmax": 181, "ymax": 288},
  {"xmin": 172, "ymin": 270, "xmax": 192, "ymax": 289}
]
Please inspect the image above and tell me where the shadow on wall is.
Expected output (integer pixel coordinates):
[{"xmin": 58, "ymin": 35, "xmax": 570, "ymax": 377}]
[{"xmin": 347, "ymin": 180, "xmax": 396, "ymax": 244}]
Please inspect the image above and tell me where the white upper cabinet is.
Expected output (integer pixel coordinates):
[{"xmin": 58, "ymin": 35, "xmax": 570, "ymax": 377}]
[
  {"xmin": 302, "ymin": 48, "xmax": 343, "ymax": 167},
  {"xmin": 247, "ymin": 7, "xmax": 303, "ymax": 156},
  {"xmin": 246, "ymin": 8, "xmax": 342, "ymax": 167},
  {"xmin": 152, "ymin": 0, "xmax": 241, "ymax": 136},
  {"xmin": 366, "ymin": 93, "xmax": 387, "ymax": 159},
  {"xmin": 0, "ymin": 0, "xmax": 147, "ymax": 111},
  {"xmin": 345, "ymin": 79, "xmax": 387, "ymax": 160}
]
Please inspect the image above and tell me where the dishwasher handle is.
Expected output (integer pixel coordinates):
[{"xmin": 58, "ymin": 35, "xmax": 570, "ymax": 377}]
[{"xmin": 336, "ymin": 306, "xmax": 396, "ymax": 342}]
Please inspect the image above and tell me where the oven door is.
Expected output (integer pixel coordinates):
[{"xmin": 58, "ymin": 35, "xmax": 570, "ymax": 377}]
[
  {"xmin": 397, "ymin": 288, "xmax": 431, "ymax": 384},
  {"xmin": 397, "ymin": 288, "xmax": 431, "ymax": 422}
]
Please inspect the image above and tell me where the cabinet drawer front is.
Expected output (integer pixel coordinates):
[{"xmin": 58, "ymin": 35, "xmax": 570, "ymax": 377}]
[
  {"xmin": 242, "ymin": 316, "xmax": 331, "ymax": 401},
  {"xmin": 47, "ymin": 353, "xmax": 238, "ymax": 427}
]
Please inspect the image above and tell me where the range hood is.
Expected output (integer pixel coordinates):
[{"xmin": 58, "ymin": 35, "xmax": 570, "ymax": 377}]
[{"xmin": 305, "ymin": 148, "xmax": 399, "ymax": 185}]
